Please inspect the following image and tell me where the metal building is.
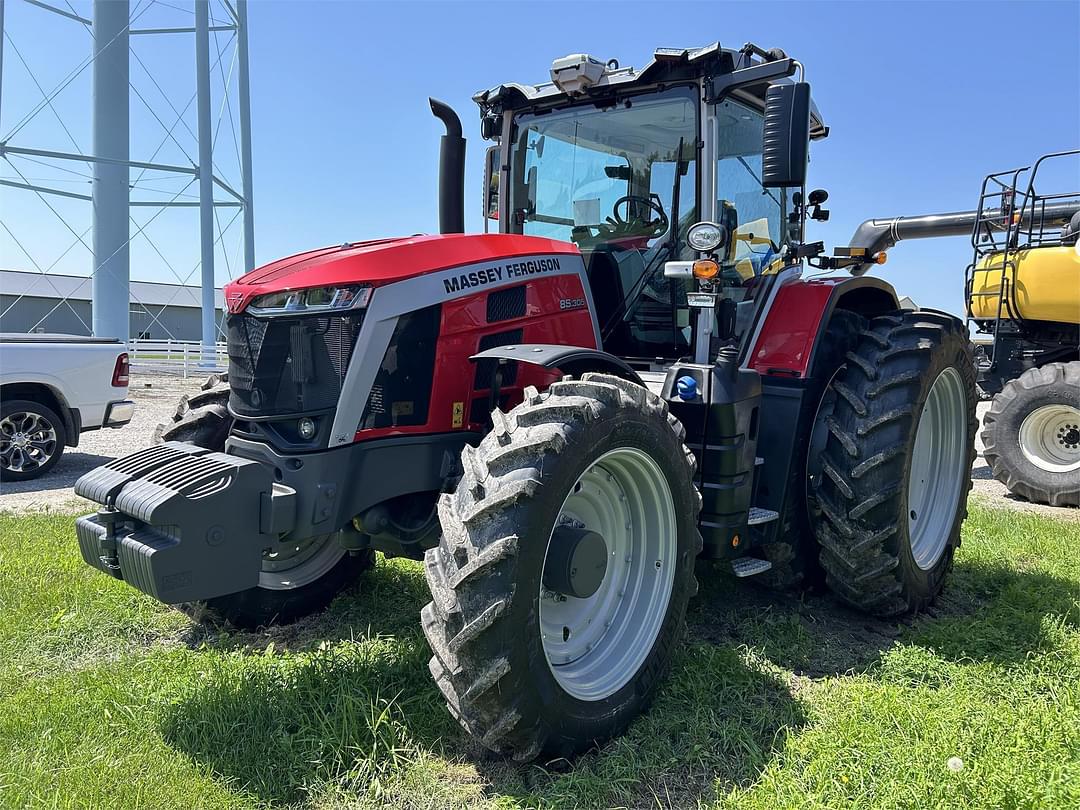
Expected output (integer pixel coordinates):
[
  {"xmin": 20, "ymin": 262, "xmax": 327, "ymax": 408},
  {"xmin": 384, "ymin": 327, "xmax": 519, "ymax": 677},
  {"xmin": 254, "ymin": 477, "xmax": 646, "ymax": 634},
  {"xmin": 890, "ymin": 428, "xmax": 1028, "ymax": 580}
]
[{"xmin": 0, "ymin": 268, "xmax": 223, "ymax": 341}]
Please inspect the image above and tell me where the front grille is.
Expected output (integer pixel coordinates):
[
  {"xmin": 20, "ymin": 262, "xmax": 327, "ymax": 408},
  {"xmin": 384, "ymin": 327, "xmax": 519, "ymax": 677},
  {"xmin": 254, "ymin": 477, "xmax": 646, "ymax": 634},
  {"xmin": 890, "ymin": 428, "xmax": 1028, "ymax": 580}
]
[{"xmin": 227, "ymin": 312, "xmax": 364, "ymax": 417}]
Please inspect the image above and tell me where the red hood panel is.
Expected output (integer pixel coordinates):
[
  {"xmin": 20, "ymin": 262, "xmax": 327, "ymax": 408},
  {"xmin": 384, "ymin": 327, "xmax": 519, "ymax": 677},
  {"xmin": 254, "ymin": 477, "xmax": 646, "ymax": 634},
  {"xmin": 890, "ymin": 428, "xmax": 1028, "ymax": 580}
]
[{"xmin": 224, "ymin": 234, "xmax": 580, "ymax": 313}]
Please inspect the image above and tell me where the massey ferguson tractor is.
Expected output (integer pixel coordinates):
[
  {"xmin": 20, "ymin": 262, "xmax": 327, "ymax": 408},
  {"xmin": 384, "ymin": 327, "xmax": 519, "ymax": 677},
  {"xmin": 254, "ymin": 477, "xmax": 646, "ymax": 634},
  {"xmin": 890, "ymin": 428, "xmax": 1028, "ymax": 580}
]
[{"xmin": 74, "ymin": 44, "xmax": 978, "ymax": 761}]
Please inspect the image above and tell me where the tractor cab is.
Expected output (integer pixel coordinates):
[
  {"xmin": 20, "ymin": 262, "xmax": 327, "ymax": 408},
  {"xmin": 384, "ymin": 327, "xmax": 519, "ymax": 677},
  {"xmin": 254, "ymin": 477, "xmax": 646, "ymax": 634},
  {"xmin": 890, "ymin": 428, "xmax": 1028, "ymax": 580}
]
[{"xmin": 475, "ymin": 44, "xmax": 828, "ymax": 363}]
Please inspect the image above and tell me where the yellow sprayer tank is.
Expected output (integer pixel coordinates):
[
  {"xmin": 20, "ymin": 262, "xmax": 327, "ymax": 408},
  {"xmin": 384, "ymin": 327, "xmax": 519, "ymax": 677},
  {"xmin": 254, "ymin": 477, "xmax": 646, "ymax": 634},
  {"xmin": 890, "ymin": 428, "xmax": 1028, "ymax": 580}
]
[{"xmin": 969, "ymin": 245, "xmax": 1080, "ymax": 325}]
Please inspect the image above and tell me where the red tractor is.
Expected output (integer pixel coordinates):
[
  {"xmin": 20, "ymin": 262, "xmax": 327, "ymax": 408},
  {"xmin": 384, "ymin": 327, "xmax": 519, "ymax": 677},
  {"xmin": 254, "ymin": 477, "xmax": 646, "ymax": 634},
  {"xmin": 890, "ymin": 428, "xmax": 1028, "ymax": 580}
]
[{"xmin": 75, "ymin": 44, "xmax": 977, "ymax": 761}]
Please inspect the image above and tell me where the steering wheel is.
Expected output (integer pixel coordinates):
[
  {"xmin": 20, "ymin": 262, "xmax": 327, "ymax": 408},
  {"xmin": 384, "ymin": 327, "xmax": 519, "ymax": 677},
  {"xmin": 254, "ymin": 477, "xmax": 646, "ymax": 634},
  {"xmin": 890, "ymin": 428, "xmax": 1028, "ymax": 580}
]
[{"xmin": 609, "ymin": 194, "xmax": 669, "ymax": 237}]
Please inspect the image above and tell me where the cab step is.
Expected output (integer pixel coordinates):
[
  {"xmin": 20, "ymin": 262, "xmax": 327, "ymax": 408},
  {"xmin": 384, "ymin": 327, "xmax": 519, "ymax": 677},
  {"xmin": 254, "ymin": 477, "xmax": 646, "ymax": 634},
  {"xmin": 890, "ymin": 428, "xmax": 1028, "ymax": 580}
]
[
  {"xmin": 731, "ymin": 557, "xmax": 773, "ymax": 578},
  {"xmin": 748, "ymin": 507, "xmax": 779, "ymax": 525}
]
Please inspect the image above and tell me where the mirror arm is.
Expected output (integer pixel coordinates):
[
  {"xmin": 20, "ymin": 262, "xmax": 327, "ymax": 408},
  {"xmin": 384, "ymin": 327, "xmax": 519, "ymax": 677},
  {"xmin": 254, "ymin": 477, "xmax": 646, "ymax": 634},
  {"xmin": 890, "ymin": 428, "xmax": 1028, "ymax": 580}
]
[{"xmin": 704, "ymin": 58, "xmax": 797, "ymax": 104}]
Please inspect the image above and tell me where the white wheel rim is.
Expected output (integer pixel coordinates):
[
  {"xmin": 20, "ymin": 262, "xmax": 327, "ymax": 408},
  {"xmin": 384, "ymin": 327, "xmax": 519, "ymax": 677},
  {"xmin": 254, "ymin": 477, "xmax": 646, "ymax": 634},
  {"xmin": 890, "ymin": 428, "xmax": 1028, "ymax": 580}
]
[
  {"xmin": 539, "ymin": 447, "xmax": 677, "ymax": 702},
  {"xmin": 258, "ymin": 533, "xmax": 345, "ymax": 590},
  {"xmin": 1018, "ymin": 404, "xmax": 1080, "ymax": 473},
  {"xmin": 0, "ymin": 411, "xmax": 58, "ymax": 473},
  {"xmin": 907, "ymin": 367, "xmax": 968, "ymax": 571}
]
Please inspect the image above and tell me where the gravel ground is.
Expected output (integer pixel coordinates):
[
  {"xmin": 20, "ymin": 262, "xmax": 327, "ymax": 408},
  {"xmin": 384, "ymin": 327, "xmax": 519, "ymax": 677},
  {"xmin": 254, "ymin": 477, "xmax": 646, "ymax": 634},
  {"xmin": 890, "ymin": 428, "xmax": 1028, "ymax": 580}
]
[{"xmin": 0, "ymin": 376, "xmax": 1075, "ymax": 520}]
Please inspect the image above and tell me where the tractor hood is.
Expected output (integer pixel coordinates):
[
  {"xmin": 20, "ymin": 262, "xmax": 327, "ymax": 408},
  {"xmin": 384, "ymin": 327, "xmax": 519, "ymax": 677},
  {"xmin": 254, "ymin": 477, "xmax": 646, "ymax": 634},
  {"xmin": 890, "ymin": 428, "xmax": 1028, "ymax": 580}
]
[{"xmin": 224, "ymin": 233, "xmax": 580, "ymax": 314}]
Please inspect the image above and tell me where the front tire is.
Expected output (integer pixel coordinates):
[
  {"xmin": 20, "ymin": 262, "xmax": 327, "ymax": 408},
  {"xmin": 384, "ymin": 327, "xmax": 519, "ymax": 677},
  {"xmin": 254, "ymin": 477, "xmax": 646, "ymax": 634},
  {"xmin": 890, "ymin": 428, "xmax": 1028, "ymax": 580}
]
[
  {"xmin": 157, "ymin": 375, "xmax": 372, "ymax": 629},
  {"xmin": 982, "ymin": 362, "xmax": 1080, "ymax": 507},
  {"xmin": 422, "ymin": 374, "xmax": 700, "ymax": 761},
  {"xmin": 811, "ymin": 311, "xmax": 977, "ymax": 616}
]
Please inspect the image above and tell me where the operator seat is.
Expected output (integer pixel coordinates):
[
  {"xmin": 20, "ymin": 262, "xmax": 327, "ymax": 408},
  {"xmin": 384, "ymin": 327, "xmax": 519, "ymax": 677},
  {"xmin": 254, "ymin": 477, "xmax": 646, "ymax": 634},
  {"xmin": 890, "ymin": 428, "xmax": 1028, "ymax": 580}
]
[{"xmin": 583, "ymin": 249, "xmax": 626, "ymax": 332}]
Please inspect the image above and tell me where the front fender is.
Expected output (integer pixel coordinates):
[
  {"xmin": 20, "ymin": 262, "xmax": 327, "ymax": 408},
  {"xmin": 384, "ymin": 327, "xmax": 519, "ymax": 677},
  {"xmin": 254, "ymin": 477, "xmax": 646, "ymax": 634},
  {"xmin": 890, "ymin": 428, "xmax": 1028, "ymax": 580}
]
[{"xmin": 471, "ymin": 344, "xmax": 644, "ymax": 386}]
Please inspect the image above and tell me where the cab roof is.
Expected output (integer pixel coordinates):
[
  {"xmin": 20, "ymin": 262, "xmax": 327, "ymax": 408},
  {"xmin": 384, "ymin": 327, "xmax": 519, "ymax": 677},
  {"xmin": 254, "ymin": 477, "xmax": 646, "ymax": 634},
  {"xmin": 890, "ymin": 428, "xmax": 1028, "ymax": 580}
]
[{"xmin": 473, "ymin": 43, "xmax": 828, "ymax": 140}]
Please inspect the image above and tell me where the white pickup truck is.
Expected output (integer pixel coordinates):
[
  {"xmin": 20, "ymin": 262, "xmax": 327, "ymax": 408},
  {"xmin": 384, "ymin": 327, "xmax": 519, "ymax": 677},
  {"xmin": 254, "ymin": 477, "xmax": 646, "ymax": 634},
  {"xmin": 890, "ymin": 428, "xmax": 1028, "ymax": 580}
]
[{"xmin": 0, "ymin": 334, "xmax": 134, "ymax": 481}]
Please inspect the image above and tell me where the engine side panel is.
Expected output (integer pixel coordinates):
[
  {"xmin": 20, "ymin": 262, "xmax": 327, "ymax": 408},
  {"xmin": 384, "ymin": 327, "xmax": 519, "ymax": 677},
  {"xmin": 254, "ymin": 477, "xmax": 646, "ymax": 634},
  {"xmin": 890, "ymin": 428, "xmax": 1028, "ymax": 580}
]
[{"xmin": 332, "ymin": 251, "xmax": 598, "ymax": 445}]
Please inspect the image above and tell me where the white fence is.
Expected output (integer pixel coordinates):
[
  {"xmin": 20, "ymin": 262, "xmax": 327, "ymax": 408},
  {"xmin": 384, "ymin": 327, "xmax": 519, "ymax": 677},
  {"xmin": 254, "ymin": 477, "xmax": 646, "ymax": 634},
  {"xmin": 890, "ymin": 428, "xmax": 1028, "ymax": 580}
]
[{"xmin": 129, "ymin": 339, "xmax": 228, "ymax": 377}]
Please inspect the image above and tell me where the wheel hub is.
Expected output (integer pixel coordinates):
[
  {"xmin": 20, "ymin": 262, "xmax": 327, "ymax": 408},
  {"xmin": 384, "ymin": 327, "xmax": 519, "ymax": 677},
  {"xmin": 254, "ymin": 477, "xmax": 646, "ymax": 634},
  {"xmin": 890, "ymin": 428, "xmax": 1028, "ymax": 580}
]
[
  {"xmin": 542, "ymin": 523, "xmax": 608, "ymax": 599},
  {"xmin": 1019, "ymin": 404, "xmax": 1080, "ymax": 472}
]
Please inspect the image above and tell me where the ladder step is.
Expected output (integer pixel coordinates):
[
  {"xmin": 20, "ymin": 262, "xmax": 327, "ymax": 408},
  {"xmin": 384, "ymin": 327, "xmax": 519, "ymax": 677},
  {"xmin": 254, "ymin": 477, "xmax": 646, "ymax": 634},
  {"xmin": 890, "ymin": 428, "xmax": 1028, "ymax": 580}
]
[
  {"xmin": 731, "ymin": 557, "xmax": 773, "ymax": 578},
  {"xmin": 748, "ymin": 507, "xmax": 779, "ymax": 525}
]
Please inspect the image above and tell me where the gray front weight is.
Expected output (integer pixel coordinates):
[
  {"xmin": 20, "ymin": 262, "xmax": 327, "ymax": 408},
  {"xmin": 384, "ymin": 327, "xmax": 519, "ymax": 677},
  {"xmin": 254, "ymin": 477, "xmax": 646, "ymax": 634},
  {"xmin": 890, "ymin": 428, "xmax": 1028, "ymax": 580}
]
[{"xmin": 74, "ymin": 442, "xmax": 295, "ymax": 604}]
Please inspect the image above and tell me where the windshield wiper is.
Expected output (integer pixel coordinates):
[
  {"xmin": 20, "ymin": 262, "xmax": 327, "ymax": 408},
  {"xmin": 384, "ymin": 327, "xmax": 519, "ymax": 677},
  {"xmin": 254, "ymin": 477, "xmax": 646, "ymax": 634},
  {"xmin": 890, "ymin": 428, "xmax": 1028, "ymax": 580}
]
[{"xmin": 736, "ymin": 155, "xmax": 781, "ymax": 209}]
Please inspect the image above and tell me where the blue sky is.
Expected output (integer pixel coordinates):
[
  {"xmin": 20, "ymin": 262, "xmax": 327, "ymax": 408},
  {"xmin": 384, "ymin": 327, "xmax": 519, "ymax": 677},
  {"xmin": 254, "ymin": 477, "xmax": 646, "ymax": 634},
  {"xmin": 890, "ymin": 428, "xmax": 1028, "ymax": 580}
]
[{"xmin": 2, "ymin": 0, "xmax": 1077, "ymax": 316}]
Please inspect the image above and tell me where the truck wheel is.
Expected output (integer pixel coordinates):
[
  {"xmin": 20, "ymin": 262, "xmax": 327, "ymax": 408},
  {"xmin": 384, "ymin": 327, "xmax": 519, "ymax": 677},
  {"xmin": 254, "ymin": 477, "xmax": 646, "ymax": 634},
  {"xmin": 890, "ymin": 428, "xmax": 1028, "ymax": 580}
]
[
  {"xmin": 982, "ymin": 362, "xmax": 1080, "ymax": 507},
  {"xmin": 0, "ymin": 399, "xmax": 67, "ymax": 481},
  {"xmin": 157, "ymin": 377, "xmax": 372, "ymax": 629},
  {"xmin": 811, "ymin": 311, "xmax": 977, "ymax": 616},
  {"xmin": 422, "ymin": 374, "xmax": 701, "ymax": 761},
  {"xmin": 761, "ymin": 308, "xmax": 865, "ymax": 588}
]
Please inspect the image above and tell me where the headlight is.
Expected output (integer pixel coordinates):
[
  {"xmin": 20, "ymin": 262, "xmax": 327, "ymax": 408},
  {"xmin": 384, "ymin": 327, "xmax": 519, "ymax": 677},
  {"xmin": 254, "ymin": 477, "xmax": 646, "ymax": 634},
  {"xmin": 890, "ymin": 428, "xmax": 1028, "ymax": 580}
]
[
  {"xmin": 686, "ymin": 221, "xmax": 726, "ymax": 253},
  {"xmin": 247, "ymin": 285, "xmax": 372, "ymax": 316}
]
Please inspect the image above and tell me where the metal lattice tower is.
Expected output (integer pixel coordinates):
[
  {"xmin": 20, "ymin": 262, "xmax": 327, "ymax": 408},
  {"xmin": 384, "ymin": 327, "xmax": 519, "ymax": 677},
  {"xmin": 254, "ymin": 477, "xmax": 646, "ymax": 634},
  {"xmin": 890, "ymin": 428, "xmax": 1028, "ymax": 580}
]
[{"xmin": 0, "ymin": 0, "xmax": 254, "ymax": 354}]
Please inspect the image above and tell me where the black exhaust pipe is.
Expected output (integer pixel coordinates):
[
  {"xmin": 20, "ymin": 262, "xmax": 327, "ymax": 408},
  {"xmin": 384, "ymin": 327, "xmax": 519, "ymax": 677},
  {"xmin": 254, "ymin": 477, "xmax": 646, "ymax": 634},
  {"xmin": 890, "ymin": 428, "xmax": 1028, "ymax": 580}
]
[
  {"xmin": 847, "ymin": 199, "xmax": 1080, "ymax": 275},
  {"xmin": 430, "ymin": 98, "xmax": 466, "ymax": 234}
]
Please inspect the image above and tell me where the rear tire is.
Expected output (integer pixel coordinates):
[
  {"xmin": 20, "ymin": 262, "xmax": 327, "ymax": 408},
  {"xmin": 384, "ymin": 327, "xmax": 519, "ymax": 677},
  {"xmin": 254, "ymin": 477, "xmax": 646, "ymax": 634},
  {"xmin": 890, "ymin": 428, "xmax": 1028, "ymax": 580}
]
[
  {"xmin": 759, "ymin": 308, "xmax": 865, "ymax": 588},
  {"xmin": 981, "ymin": 362, "xmax": 1080, "ymax": 507},
  {"xmin": 158, "ymin": 375, "xmax": 372, "ymax": 629},
  {"xmin": 0, "ymin": 399, "xmax": 67, "ymax": 482},
  {"xmin": 422, "ymin": 374, "xmax": 701, "ymax": 761},
  {"xmin": 811, "ymin": 311, "xmax": 977, "ymax": 616}
]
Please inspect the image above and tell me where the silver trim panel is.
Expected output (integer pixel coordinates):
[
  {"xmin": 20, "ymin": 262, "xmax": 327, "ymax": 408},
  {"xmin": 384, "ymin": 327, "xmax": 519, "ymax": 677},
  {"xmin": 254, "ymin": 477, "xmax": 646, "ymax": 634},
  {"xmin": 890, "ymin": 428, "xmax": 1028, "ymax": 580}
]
[{"xmin": 328, "ymin": 252, "xmax": 597, "ymax": 446}]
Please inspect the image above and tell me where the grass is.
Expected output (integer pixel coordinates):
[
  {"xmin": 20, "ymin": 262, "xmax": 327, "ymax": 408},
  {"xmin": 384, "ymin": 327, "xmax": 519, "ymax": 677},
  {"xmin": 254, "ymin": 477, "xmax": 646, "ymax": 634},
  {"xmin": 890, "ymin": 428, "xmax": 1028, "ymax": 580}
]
[{"xmin": 0, "ymin": 501, "xmax": 1077, "ymax": 809}]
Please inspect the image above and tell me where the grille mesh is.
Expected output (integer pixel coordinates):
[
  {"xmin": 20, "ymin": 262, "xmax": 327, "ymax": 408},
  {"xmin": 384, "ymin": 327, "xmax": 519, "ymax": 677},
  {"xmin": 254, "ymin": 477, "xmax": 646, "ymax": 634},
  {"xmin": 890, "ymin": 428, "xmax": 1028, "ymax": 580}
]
[
  {"xmin": 487, "ymin": 285, "xmax": 526, "ymax": 323},
  {"xmin": 227, "ymin": 312, "xmax": 364, "ymax": 416}
]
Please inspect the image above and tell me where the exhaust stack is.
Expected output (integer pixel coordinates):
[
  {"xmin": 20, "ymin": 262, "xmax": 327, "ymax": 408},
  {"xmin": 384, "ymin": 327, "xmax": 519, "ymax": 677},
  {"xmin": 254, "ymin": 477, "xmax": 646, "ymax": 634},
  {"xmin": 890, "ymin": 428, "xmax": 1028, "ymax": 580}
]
[
  {"xmin": 847, "ymin": 199, "xmax": 1080, "ymax": 275},
  {"xmin": 430, "ymin": 98, "xmax": 466, "ymax": 234}
]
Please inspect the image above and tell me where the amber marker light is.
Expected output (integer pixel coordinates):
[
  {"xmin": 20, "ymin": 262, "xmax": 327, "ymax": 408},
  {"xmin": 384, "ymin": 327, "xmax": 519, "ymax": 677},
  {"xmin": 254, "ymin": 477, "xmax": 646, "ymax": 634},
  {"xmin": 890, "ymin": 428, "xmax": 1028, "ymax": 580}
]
[{"xmin": 692, "ymin": 259, "xmax": 719, "ymax": 279}]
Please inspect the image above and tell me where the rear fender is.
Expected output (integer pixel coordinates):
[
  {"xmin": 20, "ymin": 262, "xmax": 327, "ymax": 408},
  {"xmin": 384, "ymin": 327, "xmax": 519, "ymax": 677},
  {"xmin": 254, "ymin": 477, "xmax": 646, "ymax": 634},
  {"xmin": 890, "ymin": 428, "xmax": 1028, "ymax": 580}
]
[{"xmin": 749, "ymin": 276, "xmax": 899, "ymax": 379}]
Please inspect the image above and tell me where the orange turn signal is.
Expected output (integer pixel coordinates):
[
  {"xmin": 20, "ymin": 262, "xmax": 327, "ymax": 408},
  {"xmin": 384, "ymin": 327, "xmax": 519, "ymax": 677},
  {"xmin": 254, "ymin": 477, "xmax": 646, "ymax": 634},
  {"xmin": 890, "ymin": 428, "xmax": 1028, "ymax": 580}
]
[
  {"xmin": 692, "ymin": 259, "xmax": 719, "ymax": 279},
  {"xmin": 874, "ymin": 252, "xmax": 888, "ymax": 265}
]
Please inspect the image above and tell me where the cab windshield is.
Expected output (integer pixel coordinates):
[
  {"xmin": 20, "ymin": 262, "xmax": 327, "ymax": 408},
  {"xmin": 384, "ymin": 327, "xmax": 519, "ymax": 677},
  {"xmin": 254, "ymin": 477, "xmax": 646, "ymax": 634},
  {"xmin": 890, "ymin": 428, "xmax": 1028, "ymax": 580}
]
[{"xmin": 509, "ymin": 86, "xmax": 698, "ymax": 359}]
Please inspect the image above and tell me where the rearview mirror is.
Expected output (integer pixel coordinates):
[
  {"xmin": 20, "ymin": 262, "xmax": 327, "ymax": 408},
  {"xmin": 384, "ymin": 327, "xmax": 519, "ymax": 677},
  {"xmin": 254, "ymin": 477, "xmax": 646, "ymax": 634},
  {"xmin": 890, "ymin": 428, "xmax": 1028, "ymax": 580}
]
[{"xmin": 761, "ymin": 82, "xmax": 811, "ymax": 188}]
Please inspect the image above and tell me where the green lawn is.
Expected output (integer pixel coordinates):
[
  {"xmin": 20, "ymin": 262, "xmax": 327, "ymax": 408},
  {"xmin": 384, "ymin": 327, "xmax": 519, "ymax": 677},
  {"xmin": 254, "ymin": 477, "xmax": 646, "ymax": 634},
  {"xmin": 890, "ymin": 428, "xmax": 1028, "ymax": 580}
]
[{"xmin": 0, "ymin": 501, "xmax": 1077, "ymax": 809}]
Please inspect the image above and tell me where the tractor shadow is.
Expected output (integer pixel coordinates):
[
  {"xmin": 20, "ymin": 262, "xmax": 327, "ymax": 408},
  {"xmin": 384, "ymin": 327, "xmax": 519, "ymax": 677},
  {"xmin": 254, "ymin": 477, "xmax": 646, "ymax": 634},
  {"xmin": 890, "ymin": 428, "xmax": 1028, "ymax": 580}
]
[
  {"xmin": 162, "ymin": 557, "xmax": 806, "ymax": 807},
  {"xmin": 689, "ymin": 553, "xmax": 1080, "ymax": 678},
  {"xmin": 160, "ymin": 543, "xmax": 1076, "ymax": 807}
]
